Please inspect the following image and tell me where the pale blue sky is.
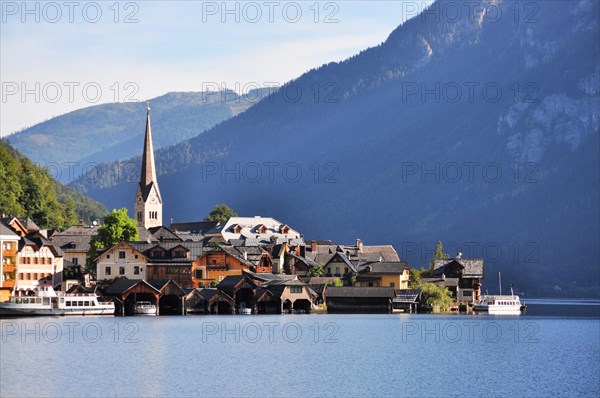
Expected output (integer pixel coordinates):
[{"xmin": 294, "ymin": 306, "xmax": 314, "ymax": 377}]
[{"xmin": 0, "ymin": 1, "xmax": 433, "ymax": 136}]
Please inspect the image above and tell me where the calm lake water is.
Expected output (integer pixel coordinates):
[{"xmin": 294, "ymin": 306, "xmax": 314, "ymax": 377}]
[{"xmin": 1, "ymin": 300, "xmax": 599, "ymax": 397}]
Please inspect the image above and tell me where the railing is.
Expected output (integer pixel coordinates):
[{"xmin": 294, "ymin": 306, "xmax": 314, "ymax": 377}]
[{"xmin": 2, "ymin": 249, "xmax": 17, "ymax": 256}]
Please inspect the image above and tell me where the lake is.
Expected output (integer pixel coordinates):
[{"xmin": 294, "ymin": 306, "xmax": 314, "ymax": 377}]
[{"xmin": 1, "ymin": 299, "xmax": 599, "ymax": 397}]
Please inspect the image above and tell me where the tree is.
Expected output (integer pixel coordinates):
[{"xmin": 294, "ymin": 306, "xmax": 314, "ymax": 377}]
[
  {"xmin": 408, "ymin": 268, "xmax": 421, "ymax": 288},
  {"xmin": 327, "ymin": 278, "xmax": 344, "ymax": 287},
  {"xmin": 420, "ymin": 283, "xmax": 454, "ymax": 312},
  {"xmin": 86, "ymin": 208, "xmax": 139, "ymax": 273},
  {"xmin": 307, "ymin": 264, "xmax": 324, "ymax": 277},
  {"xmin": 426, "ymin": 240, "xmax": 450, "ymax": 275},
  {"xmin": 283, "ymin": 254, "xmax": 293, "ymax": 275},
  {"xmin": 204, "ymin": 204, "xmax": 237, "ymax": 223}
]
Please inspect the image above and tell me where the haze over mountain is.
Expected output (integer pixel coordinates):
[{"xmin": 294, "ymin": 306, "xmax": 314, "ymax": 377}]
[
  {"xmin": 70, "ymin": 0, "xmax": 599, "ymax": 295},
  {"xmin": 8, "ymin": 90, "xmax": 265, "ymax": 182}
]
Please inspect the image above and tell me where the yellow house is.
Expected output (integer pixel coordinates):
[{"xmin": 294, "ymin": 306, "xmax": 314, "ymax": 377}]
[{"xmin": 354, "ymin": 261, "xmax": 410, "ymax": 289}]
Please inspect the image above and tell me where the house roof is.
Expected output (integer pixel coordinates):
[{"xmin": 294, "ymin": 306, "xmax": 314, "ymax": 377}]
[
  {"xmin": 421, "ymin": 277, "xmax": 460, "ymax": 287},
  {"xmin": 433, "ymin": 258, "xmax": 484, "ymax": 278},
  {"xmin": 104, "ymin": 278, "xmax": 160, "ymax": 295},
  {"xmin": 169, "ymin": 221, "xmax": 219, "ymax": 234},
  {"xmin": 211, "ymin": 216, "xmax": 302, "ymax": 243},
  {"xmin": 147, "ymin": 226, "xmax": 182, "ymax": 242},
  {"xmin": 394, "ymin": 289, "xmax": 422, "ymax": 303},
  {"xmin": 0, "ymin": 221, "xmax": 19, "ymax": 238},
  {"xmin": 326, "ymin": 287, "xmax": 395, "ymax": 298},
  {"xmin": 307, "ymin": 277, "xmax": 339, "ymax": 285},
  {"xmin": 357, "ymin": 261, "xmax": 409, "ymax": 275}
]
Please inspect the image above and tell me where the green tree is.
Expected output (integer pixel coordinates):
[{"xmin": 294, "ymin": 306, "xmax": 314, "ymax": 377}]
[
  {"xmin": 425, "ymin": 240, "xmax": 450, "ymax": 276},
  {"xmin": 408, "ymin": 268, "xmax": 422, "ymax": 288},
  {"xmin": 307, "ymin": 264, "xmax": 324, "ymax": 277},
  {"xmin": 203, "ymin": 204, "xmax": 237, "ymax": 223},
  {"xmin": 86, "ymin": 208, "xmax": 139, "ymax": 272},
  {"xmin": 420, "ymin": 283, "xmax": 454, "ymax": 312},
  {"xmin": 328, "ymin": 278, "xmax": 344, "ymax": 287}
]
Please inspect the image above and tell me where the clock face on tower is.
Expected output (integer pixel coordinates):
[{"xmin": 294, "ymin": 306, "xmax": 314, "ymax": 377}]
[
  {"xmin": 150, "ymin": 196, "xmax": 156, "ymax": 203},
  {"xmin": 137, "ymin": 196, "xmax": 142, "ymax": 204}
]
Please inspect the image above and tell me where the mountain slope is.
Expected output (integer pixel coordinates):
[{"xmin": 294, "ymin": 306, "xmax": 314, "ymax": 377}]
[
  {"xmin": 7, "ymin": 90, "xmax": 264, "ymax": 179},
  {"xmin": 71, "ymin": 0, "xmax": 599, "ymax": 295},
  {"xmin": 0, "ymin": 139, "xmax": 107, "ymax": 229}
]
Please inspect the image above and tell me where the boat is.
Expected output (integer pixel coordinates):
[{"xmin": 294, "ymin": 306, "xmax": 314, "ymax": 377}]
[
  {"xmin": 0, "ymin": 285, "xmax": 62, "ymax": 316},
  {"xmin": 0, "ymin": 285, "xmax": 115, "ymax": 316},
  {"xmin": 58, "ymin": 293, "xmax": 115, "ymax": 315},
  {"xmin": 135, "ymin": 301, "xmax": 157, "ymax": 315},
  {"xmin": 473, "ymin": 294, "xmax": 524, "ymax": 315},
  {"xmin": 238, "ymin": 307, "xmax": 252, "ymax": 314},
  {"xmin": 473, "ymin": 272, "xmax": 525, "ymax": 315}
]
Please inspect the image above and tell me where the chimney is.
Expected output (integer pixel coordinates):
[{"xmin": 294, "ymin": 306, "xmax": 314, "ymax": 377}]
[
  {"xmin": 457, "ymin": 252, "xmax": 462, "ymax": 259},
  {"xmin": 243, "ymin": 250, "xmax": 247, "ymax": 261},
  {"xmin": 311, "ymin": 241, "xmax": 317, "ymax": 253},
  {"xmin": 356, "ymin": 239, "xmax": 363, "ymax": 252}
]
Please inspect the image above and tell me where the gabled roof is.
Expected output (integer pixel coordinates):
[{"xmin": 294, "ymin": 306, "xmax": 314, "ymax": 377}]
[
  {"xmin": 357, "ymin": 261, "xmax": 409, "ymax": 275},
  {"xmin": 393, "ymin": 289, "xmax": 422, "ymax": 303},
  {"xmin": 104, "ymin": 278, "xmax": 160, "ymax": 295},
  {"xmin": 217, "ymin": 274, "xmax": 258, "ymax": 290},
  {"xmin": 148, "ymin": 279, "xmax": 185, "ymax": 295},
  {"xmin": 433, "ymin": 258, "xmax": 484, "ymax": 278},
  {"xmin": 94, "ymin": 241, "xmax": 148, "ymax": 262},
  {"xmin": 147, "ymin": 226, "xmax": 182, "ymax": 242},
  {"xmin": 421, "ymin": 277, "xmax": 460, "ymax": 287},
  {"xmin": 323, "ymin": 252, "xmax": 357, "ymax": 272},
  {"xmin": 0, "ymin": 221, "xmax": 19, "ymax": 239},
  {"xmin": 169, "ymin": 221, "xmax": 219, "ymax": 234},
  {"xmin": 326, "ymin": 287, "xmax": 395, "ymax": 298}
]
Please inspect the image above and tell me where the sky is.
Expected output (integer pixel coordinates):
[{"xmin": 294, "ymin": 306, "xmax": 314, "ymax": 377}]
[{"xmin": 0, "ymin": 0, "xmax": 433, "ymax": 136}]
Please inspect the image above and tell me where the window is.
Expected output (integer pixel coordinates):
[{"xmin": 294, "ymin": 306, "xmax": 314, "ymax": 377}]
[
  {"xmin": 194, "ymin": 269, "xmax": 203, "ymax": 279},
  {"xmin": 72, "ymin": 257, "xmax": 78, "ymax": 265},
  {"xmin": 119, "ymin": 267, "xmax": 125, "ymax": 275},
  {"xmin": 390, "ymin": 282, "xmax": 395, "ymax": 288},
  {"xmin": 137, "ymin": 211, "xmax": 143, "ymax": 222},
  {"xmin": 290, "ymin": 286, "xmax": 302, "ymax": 293},
  {"xmin": 344, "ymin": 267, "xmax": 349, "ymax": 274},
  {"xmin": 327, "ymin": 267, "xmax": 331, "ymax": 275},
  {"xmin": 134, "ymin": 266, "xmax": 140, "ymax": 275},
  {"xmin": 212, "ymin": 259, "xmax": 217, "ymax": 265},
  {"xmin": 335, "ymin": 267, "xmax": 340, "ymax": 275},
  {"xmin": 105, "ymin": 266, "xmax": 111, "ymax": 276},
  {"xmin": 66, "ymin": 301, "xmax": 72, "ymax": 307},
  {"xmin": 119, "ymin": 251, "xmax": 126, "ymax": 259},
  {"xmin": 107, "ymin": 255, "xmax": 110, "ymax": 259},
  {"xmin": 134, "ymin": 255, "xmax": 138, "ymax": 259}
]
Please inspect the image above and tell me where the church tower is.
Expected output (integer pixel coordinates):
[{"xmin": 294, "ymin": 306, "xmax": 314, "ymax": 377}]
[{"xmin": 134, "ymin": 105, "xmax": 163, "ymax": 229}]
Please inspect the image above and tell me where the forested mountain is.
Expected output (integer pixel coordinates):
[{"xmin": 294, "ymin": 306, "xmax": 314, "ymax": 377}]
[
  {"xmin": 72, "ymin": 0, "xmax": 599, "ymax": 296},
  {"xmin": 0, "ymin": 139, "xmax": 106, "ymax": 229},
  {"xmin": 8, "ymin": 90, "xmax": 264, "ymax": 182}
]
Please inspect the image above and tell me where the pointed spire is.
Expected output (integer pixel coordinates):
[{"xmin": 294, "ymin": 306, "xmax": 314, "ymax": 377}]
[{"xmin": 140, "ymin": 104, "xmax": 157, "ymax": 186}]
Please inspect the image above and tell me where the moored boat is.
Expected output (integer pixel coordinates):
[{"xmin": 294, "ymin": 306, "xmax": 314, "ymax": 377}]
[
  {"xmin": 135, "ymin": 301, "xmax": 157, "ymax": 315},
  {"xmin": 473, "ymin": 294, "xmax": 524, "ymax": 315},
  {"xmin": 0, "ymin": 285, "xmax": 115, "ymax": 316}
]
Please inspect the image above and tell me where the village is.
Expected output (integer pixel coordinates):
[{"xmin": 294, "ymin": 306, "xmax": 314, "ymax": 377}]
[{"xmin": 0, "ymin": 108, "xmax": 485, "ymax": 316}]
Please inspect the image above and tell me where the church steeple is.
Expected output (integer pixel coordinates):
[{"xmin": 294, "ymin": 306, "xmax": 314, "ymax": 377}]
[
  {"xmin": 140, "ymin": 105, "xmax": 158, "ymax": 187},
  {"xmin": 134, "ymin": 105, "xmax": 162, "ymax": 229}
]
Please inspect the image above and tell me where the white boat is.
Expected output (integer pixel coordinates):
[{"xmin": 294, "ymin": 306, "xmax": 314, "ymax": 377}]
[
  {"xmin": 0, "ymin": 285, "xmax": 62, "ymax": 316},
  {"xmin": 473, "ymin": 294, "xmax": 524, "ymax": 315},
  {"xmin": 135, "ymin": 301, "xmax": 157, "ymax": 315},
  {"xmin": 58, "ymin": 294, "xmax": 115, "ymax": 315},
  {"xmin": 473, "ymin": 272, "xmax": 525, "ymax": 315},
  {"xmin": 238, "ymin": 307, "xmax": 252, "ymax": 314},
  {"xmin": 0, "ymin": 285, "xmax": 115, "ymax": 316}
]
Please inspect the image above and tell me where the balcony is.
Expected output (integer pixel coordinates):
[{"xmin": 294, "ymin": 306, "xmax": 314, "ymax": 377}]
[{"xmin": 2, "ymin": 249, "xmax": 17, "ymax": 257}]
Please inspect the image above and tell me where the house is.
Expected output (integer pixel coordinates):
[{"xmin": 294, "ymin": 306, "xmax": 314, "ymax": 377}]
[
  {"xmin": 306, "ymin": 239, "xmax": 400, "ymax": 264},
  {"xmin": 184, "ymin": 288, "xmax": 235, "ymax": 314},
  {"xmin": 322, "ymin": 251, "xmax": 357, "ymax": 279},
  {"xmin": 205, "ymin": 216, "xmax": 303, "ymax": 244},
  {"xmin": 130, "ymin": 241, "xmax": 203, "ymax": 289},
  {"xmin": 426, "ymin": 256, "xmax": 484, "ymax": 302},
  {"xmin": 95, "ymin": 241, "xmax": 148, "ymax": 281},
  {"xmin": 169, "ymin": 220, "xmax": 220, "ymax": 242},
  {"xmin": 325, "ymin": 286, "xmax": 395, "ymax": 313},
  {"xmin": 355, "ymin": 261, "xmax": 410, "ymax": 289},
  {"xmin": 0, "ymin": 222, "xmax": 19, "ymax": 301},
  {"xmin": 250, "ymin": 272, "xmax": 316, "ymax": 313},
  {"xmin": 191, "ymin": 246, "xmax": 254, "ymax": 288},
  {"xmin": 216, "ymin": 273, "xmax": 258, "ymax": 313},
  {"xmin": 49, "ymin": 223, "xmax": 99, "ymax": 274},
  {"xmin": 15, "ymin": 231, "xmax": 64, "ymax": 292}
]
